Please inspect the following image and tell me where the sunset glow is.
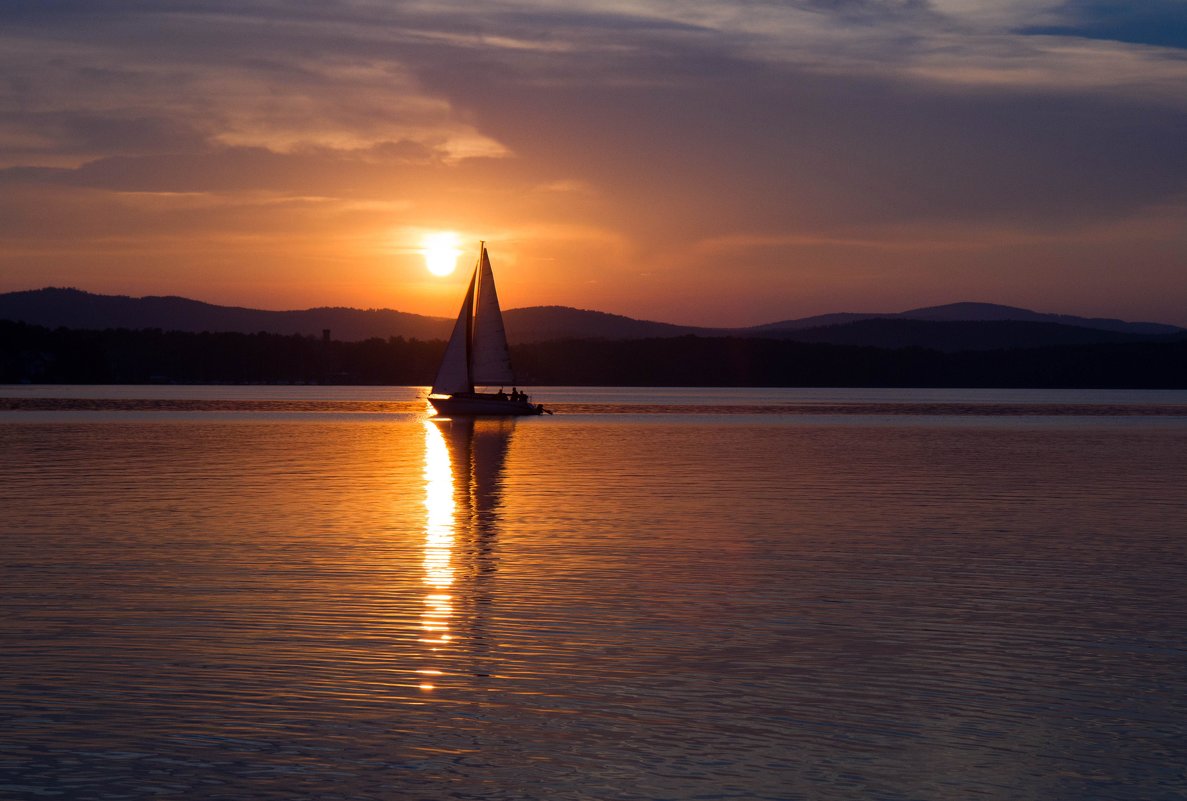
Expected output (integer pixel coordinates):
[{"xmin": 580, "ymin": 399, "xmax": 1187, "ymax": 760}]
[
  {"xmin": 0, "ymin": 3, "xmax": 1185, "ymax": 325},
  {"xmin": 421, "ymin": 232, "xmax": 464, "ymax": 277}
]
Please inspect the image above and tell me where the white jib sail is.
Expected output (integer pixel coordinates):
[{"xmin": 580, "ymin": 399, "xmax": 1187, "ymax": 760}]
[
  {"xmin": 431, "ymin": 268, "xmax": 476, "ymax": 395},
  {"xmin": 470, "ymin": 247, "xmax": 515, "ymax": 387}
]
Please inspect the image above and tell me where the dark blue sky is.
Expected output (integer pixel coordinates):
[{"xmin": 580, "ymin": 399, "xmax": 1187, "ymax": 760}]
[{"xmin": 1021, "ymin": 1, "xmax": 1187, "ymax": 48}]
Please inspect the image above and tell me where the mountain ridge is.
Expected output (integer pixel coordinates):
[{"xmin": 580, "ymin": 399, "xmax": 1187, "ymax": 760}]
[
  {"xmin": 0, "ymin": 288, "xmax": 1181, "ymax": 352},
  {"xmin": 753, "ymin": 301, "xmax": 1181, "ymax": 336}
]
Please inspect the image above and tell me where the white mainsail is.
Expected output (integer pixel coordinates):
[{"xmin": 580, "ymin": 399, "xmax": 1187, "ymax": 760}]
[
  {"xmin": 471, "ymin": 247, "xmax": 515, "ymax": 387},
  {"xmin": 430, "ymin": 244, "xmax": 516, "ymax": 397}
]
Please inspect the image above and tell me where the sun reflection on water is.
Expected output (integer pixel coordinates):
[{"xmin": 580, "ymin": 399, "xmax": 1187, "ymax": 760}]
[{"xmin": 420, "ymin": 419, "xmax": 455, "ymax": 688}]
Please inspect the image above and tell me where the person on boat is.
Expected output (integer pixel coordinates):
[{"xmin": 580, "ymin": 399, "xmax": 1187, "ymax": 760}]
[
  {"xmin": 496, "ymin": 388, "xmax": 507, "ymax": 401},
  {"xmin": 511, "ymin": 387, "xmax": 522, "ymax": 402}
]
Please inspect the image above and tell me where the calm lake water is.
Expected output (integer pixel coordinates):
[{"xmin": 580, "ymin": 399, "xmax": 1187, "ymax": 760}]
[{"xmin": 2, "ymin": 386, "xmax": 1186, "ymax": 801}]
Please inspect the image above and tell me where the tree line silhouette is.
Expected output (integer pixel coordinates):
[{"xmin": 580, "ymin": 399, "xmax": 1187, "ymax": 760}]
[{"xmin": 2, "ymin": 320, "xmax": 1185, "ymax": 388}]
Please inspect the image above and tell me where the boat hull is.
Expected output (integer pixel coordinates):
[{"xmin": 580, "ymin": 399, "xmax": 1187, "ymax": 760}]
[{"xmin": 429, "ymin": 393, "xmax": 545, "ymax": 417}]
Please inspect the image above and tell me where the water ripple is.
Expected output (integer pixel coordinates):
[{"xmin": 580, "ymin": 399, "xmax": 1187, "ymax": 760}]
[{"xmin": 2, "ymin": 406, "xmax": 1185, "ymax": 800}]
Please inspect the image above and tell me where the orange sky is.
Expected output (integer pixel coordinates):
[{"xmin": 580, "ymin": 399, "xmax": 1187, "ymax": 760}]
[{"xmin": 1, "ymin": 2, "xmax": 1185, "ymax": 326}]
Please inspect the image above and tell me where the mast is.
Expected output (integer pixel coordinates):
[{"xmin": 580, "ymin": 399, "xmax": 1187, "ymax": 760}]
[{"xmin": 465, "ymin": 242, "xmax": 482, "ymax": 390}]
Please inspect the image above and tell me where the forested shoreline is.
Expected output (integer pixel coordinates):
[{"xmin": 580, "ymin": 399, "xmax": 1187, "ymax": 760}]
[{"xmin": 2, "ymin": 320, "xmax": 1185, "ymax": 388}]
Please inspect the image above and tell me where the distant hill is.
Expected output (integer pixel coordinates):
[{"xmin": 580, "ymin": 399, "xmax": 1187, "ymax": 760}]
[
  {"xmin": 0, "ymin": 287, "xmax": 451, "ymax": 341},
  {"xmin": 754, "ymin": 301, "xmax": 1182, "ymax": 336},
  {"xmin": 0, "ymin": 288, "xmax": 704, "ymax": 344},
  {"xmin": 0, "ymin": 288, "xmax": 1180, "ymax": 352},
  {"xmin": 506, "ymin": 308, "xmax": 1174, "ymax": 351},
  {"xmin": 504, "ymin": 306, "xmax": 701, "ymax": 342}
]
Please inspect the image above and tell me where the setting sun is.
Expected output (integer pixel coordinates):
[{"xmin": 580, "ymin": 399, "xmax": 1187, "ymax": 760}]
[{"xmin": 421, "ymin": 232, "xmax": 464, "ymax": 277}]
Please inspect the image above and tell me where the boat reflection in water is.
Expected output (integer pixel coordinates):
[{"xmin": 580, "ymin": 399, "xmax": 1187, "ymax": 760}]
[{"xmin": 418, "ymin": 417, "xmax": 514, "ymax": 691}]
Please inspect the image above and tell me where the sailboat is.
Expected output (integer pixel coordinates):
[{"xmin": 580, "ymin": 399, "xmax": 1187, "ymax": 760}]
[{"xmin": 428, "ymin": 243, "xmax": 548, "ymax": 417}]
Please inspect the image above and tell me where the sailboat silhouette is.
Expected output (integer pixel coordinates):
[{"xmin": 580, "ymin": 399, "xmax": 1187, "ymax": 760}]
[{"xmin": 428, "ymin": 243, "xmax": 548, "ymax": 416}]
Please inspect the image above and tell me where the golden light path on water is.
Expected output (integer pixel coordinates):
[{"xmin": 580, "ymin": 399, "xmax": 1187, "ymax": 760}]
[{"xmin": 419, "ymin": 419, "xmax": 454, "ymax": 690}]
